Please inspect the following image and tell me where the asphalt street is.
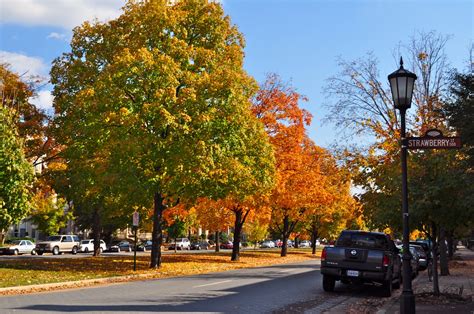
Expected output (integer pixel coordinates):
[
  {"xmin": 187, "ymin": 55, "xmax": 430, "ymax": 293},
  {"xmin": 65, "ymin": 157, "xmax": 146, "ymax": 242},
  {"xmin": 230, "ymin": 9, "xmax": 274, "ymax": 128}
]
[{"xmin": 0, "ymin": 260, "xmax": 387, "ymax": 313}]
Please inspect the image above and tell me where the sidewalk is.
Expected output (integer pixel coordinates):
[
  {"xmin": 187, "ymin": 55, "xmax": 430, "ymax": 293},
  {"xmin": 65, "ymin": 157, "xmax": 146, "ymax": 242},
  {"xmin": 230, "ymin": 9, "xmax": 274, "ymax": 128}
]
[{"xmin": 379, "ymin": 246, "xmax": 474, "ymax": 314}]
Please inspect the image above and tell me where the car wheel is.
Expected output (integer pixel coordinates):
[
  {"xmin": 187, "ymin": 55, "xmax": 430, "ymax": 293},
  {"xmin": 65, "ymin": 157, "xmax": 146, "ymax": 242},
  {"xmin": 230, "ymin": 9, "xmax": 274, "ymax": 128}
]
[
  {"xmin": 72, "ymin": 246, "xmax": 78, "ymax": 255},
  {"xmin": 382, "ymin": 279, "xmax": 393, "ymax": 297},
  {"xmin": 31, "ymin": 249, "xmax": 36, "ymax": 255},
  {"xmin": 117, "ymin": 247, "xmax": 121, "ymax": 253},
  {"xmin": 37, "ymin": 251, "xmax": 44, "ymax": 255},
  {"xmin": 128, "ymin": 247, "xmax": 132, "ymax": 252},
  {"xmin": 99, "ymin": 247, "xmax": 104, "ymax": 253},
  {"xmin": 84, "ymin": 247, "xmax": 89, "ymax": 253},
  {"xmin": 322, "ymin": 275, "xmax": 336, "ymax": 292},
  {"xmin": 52, "ymin": 246, "xmax": 60, "ymax": 255},
  {"xmin": 13, "ymin": 249, "xmax": 19, "ymax": 256}
]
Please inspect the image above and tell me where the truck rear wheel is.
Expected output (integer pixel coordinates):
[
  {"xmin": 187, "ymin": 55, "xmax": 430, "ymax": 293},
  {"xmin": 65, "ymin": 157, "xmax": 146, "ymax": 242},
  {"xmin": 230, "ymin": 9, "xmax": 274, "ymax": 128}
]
[
  {"xmin": 382, "ymin": 279, "xmax": 393, "ymax": 297},
  {"xmin": 322, "ymin": 275, "xmax": 336, "ymax": 292}
]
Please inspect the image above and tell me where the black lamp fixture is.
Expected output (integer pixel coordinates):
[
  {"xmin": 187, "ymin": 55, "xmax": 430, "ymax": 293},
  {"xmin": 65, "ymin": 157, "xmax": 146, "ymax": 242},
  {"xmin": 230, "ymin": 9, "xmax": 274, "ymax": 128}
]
[{"xmin": 388, "ymin": 57, "xmax": 417, "ymax": 110}]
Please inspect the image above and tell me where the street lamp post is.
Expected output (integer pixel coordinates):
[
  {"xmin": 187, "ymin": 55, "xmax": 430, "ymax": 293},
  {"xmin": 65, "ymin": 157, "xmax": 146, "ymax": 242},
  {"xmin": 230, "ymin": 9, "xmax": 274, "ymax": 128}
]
[{"xmin": 388, "ymin": 57, "xmax": 417, "ymax": 314}]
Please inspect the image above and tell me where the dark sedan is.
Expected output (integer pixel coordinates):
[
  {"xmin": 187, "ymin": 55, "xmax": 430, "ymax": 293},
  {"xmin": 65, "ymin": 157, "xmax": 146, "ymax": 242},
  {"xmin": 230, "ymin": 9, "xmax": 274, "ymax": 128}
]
[
  {"xmin": 190, "ymin": 241, "xmax": 210, "ymax": 250},
  {"xmin": 107, "ymin": 240, "xmax": 133, "ymax": 252}
]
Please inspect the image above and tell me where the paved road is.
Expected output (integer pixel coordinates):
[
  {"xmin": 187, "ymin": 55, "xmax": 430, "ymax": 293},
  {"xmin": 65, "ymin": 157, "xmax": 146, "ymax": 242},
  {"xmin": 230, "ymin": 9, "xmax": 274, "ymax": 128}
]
[{"xmin": 0, "ymin": 260, "xmax": 388, "ymax": 313}]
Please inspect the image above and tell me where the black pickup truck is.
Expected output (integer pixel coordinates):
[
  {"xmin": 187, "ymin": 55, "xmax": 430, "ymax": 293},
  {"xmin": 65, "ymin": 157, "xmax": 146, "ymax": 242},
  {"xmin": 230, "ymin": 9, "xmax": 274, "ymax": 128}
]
[{"xmin": 320, "ymin": 230, "xmax": 402, "ymax": 297}]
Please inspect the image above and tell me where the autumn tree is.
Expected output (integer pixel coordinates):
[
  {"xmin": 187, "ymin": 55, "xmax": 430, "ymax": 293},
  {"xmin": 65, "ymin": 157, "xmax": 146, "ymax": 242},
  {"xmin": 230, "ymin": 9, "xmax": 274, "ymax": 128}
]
[
  {"xmin": 253, "ymin": 74, "xmax": 330, "ymax": 257},
  {"xmin": 325, "ymin": 31, "xmax": 469, "ymax": 293},
  {"xmin": 51, "ymin": 0, "xmax": 274, "ymax": 268},
  {"xmin": 0, "ymin": 64, "xmax": 49, "ymax": 163},
  {"xmin": 0, "ymin": 106, "xmax": 35, "ymax": 244},
  {"xmin": 28, "ymin": 190, "xmax": 72, "ymax": 236}
]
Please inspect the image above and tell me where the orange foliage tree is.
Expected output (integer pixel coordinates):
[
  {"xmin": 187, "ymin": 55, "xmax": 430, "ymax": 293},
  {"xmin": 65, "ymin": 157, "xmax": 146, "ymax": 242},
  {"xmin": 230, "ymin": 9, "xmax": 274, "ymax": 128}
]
[{"xmin": 252, "ymin": 74, "xmax": 330, "ymax": 257}]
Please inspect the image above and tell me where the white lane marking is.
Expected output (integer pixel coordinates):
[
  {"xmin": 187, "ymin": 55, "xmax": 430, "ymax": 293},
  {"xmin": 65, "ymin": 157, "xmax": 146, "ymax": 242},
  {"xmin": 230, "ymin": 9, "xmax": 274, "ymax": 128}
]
[
  {"xmin": 279, "ymin": 269, "xmax": 294, "ymax": 273},
  {"xmin": 193, "ymin": 280, "xmax": 233, "ymax": 288}
]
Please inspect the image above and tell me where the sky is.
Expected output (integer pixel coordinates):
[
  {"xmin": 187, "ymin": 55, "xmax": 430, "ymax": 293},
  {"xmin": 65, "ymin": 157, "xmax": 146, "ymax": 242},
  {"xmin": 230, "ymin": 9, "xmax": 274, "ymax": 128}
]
[{"xmin": 0, "ymin": 0, "xmax": 472, "ymax": 148}]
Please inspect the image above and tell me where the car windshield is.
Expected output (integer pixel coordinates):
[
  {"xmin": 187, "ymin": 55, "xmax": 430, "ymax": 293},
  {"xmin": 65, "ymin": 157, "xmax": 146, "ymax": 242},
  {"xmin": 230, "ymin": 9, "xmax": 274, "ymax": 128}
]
[
  {"xmin": 47, "ymin": 236, "xmax": 62, "ymax": 241},
  {"xmin": 10, "ymin": 240, "xmax": 21, "ymax": 245},
  {"xmin": 336, "ymin": 232, "xmax": 388, "ymax": 250}
]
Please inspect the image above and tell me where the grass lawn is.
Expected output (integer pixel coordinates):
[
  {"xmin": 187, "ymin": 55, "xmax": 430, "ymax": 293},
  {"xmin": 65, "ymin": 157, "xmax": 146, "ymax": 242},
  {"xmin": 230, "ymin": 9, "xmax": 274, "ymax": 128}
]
[{"xmin": 0, "ymin": 249, "xmax": 321, "ymax": 291}]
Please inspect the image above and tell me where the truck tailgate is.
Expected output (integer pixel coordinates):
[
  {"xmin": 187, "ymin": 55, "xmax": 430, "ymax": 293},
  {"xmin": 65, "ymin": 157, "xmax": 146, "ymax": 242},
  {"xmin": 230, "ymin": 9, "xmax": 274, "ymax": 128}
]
[{"xmin": 325, "ymin": 246, "xmax": 384, "ymax": 272}]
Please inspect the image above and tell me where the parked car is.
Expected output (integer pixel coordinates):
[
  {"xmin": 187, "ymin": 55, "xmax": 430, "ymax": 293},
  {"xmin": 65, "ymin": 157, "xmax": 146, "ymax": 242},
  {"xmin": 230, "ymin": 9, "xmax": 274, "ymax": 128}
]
[
  {"xmin": 190, "ymin": 241, "xmax": 210, "ymax": 250},
  {"xmin": 397, "ymin": 245, "xmax": 419, "ymax": 279},
  {"xmin": 410, "ymin": 241, "xmax": 432, "ymax": 260},
  {"xmin": 79, "ymin": 239, "xmax": 107, "ymax": 253},
  {"xmin": 35, "ymin": 235, "xmax": 80, "ymax": 255},
  {"xmin": 220, "ymin": 241, "xmax": 234, "ymax": 249},
  {"xmin": 299, "ymin": 240, "xmax": 311, "ymax": 248},
  {"xmin": 261, "ymin": 240, "xmax": 276, "ymax": 248},
  {"xmin": 137, "ymin": 240, "xmax": 153, "ymax": 252},
  {"xmin": 107, "ymin": 240, "xmax": 133, "ymax": 252},
  {"xmin": 321, "ymin": 230, "xmax": 402, "ymax": 297},
  {"xmin": 168, "ymin": 238, "xmax": 191, "ymax": 250},
  {"xmin": 0, "ymin": 240, "xmax": 36, "ymax": 255},
  {"xmin": 274, "ymin": 239, "xmax": 283, "ymax": 248},
  {"xmin": 410, "ymin": 244, "xmax": 428, "ymax": 271}
]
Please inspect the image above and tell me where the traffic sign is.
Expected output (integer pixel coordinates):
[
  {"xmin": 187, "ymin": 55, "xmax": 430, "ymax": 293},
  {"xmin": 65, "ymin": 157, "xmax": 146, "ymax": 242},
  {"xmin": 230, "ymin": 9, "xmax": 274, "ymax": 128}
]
[
  {"xmin": 406, "ymin": 129, "xmax": 462, "ymax": 150},
  {"xmin": 132, "ymin": 212, "xmax": 139, "ymax": 227}
]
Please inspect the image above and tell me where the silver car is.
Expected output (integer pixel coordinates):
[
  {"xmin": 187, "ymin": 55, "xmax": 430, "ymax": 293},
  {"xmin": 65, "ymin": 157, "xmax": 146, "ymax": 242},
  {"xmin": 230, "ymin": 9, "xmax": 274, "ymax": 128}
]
[{"xmin": 1, "ymin": 240, "xmax": 36, "ymax": 255}]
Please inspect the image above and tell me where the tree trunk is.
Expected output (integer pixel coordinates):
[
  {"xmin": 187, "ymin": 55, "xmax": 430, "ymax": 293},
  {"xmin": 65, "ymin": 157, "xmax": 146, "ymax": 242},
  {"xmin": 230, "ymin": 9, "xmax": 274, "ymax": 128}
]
[
  {"xmin": 150, "ymin": 192, "xmax": 165, "ymax": 268},
  {"xmin": 174, "ymin": 237, "xmax": 177, "ymax": 253},
  {"xmin": 294, "ymin": 235, "xmax": 300, "ymax": 249},
  {"xmin": 92, "ymin": 207, "xmax": 102, "ymax": 256},
  {"xmin": 215, "ymin": 231, "xmax": 220, "ymax": 252},
  {"xmin": 446, "ymin": 231, "xmax": 454, "ymax": 259},
  {"xmin": 281, "ymin": 215, "xmax": 289, "ymax": 257},
  {"xmin": 439, "ymin": 227, "xmax": 449, "ymax": 276},
  {"xmin": 431, "ymin": 223, "xmax": 440, "ymax": 295},
  {"xmin": 231, "ymin": 209, "xmax": 243, "ymax": 261},
  {"xmin": 0, "ymin": 229, "xmax": 5, "ymax": 245},
  {"xmin": 310, "ymin": 222, "xmax": 318, "ymax": 255}
]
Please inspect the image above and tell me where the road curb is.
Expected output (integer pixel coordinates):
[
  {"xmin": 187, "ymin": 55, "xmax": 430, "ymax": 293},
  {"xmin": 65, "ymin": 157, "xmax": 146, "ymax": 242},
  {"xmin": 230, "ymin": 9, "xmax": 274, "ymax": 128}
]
[{"xmin": 0, "ymin": 273, "xmax": 156, "ymax": 296}]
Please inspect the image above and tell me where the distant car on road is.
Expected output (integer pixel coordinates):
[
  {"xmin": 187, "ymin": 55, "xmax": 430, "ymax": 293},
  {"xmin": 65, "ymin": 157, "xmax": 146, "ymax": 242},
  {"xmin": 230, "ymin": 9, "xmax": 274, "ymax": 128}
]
[
  {"xmin": 108, "ymin": 240, "xmax": 133, "ymax": 252},
  {"xmin": 35, "ymin": 235, "xmax": 80, "ymax": 255},
  {"xmin": 168, "ymin": 238, "xmax": 191, "ymax": 250},
  {"xmin": 79, "ymin": 239, "xmax": 106, "ymax": 253},
  {"xmin": 0, "ymin": 240, "xmax": 36, "ymax": 255},
  {"xmin": 137, "ymin": 240, "xmax": 153, "ymax": 252},
  {"xmin": 220, "ymin": 241, "xmax": 234, "ymax": 249},
  {"xmin": 260, "ymin": 240, "xmax": 276, "ymax": 248},
  {"xmin": 190, "ymin": 241, "xmax": 210, "ymax": 250},
  {"xmin": 299, "ymin": 240, "xmax": 311, "ymax": 248}
]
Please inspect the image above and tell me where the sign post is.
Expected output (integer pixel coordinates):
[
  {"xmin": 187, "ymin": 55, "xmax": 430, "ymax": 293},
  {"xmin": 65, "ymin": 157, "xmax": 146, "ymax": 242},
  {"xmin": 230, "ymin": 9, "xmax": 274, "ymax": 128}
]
[{"xmin": 132, "ymin": 212, "xmax": 139, "ymax": 271}]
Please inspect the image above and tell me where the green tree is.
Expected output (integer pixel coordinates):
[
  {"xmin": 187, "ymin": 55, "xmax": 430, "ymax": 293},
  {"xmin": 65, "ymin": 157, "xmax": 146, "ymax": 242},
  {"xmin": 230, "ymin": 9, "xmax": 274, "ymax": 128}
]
[
  {"xmin": 167, "ymin": 217, "xmax": 186, "ymax": 253},
  {"xmin": 0, "ymin": 106, "xmax": 35, "ymax": 244},
  {"xmin": 51, "ymin": 0, "xmax": 275, "ymax": 268},
  {"xmin": 29, "ymin": 191, "xmax": 72, "ymax": 236}
]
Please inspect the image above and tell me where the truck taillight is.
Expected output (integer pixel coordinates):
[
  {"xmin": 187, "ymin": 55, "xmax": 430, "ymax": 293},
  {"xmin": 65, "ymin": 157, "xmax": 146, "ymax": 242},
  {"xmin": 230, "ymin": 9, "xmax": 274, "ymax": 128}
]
[
  {"xmin": 321, "ymin": 247, "xmax": 327, "ymax": 261},
  {"xmin": 383, "ymin": 255, "xmax": 390, "ymax": 267}
]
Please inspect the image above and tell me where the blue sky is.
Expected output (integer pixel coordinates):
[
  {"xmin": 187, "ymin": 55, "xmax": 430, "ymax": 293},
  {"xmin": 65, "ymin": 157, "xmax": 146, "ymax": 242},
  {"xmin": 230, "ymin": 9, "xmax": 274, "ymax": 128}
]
[{"xmin": 1, "ymin": 0, "xmax": 472, "ymax": 147}]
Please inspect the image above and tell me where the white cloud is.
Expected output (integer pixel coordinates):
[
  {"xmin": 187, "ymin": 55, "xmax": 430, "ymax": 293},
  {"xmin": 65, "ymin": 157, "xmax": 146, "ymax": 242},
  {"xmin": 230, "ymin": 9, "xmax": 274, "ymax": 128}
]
[
  {"xmin": 0, "ymin": 50, "xmax": 48, "ymax": 78},
  {"xmin": 30, "ymin": 90, "xmax": 54, "ymax": 112},
  {"xmin": 47, "ymin": 32, "xmax": 67, "ymax": 41},
  {"xmin": 0, "ymin": 0, "xmax": 124, "ymax": 29}
]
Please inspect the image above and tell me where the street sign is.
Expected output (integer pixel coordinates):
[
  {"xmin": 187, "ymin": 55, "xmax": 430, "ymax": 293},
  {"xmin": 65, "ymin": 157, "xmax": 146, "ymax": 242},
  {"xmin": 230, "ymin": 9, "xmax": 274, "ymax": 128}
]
[
  {"xmin": 132, "ymin": 212, "xmax": 139, "ymax": 227},
  {"xmin": 406, "ymin": 129, "xmax": 462, "ymax": 150}
]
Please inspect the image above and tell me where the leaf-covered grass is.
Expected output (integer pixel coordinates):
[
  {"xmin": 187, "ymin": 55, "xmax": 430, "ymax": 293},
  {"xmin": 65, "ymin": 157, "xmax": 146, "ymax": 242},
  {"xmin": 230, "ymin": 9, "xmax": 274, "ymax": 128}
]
[{"xmin": 0, "ymin": 249, "xmax": 320, "ymax": 289}]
